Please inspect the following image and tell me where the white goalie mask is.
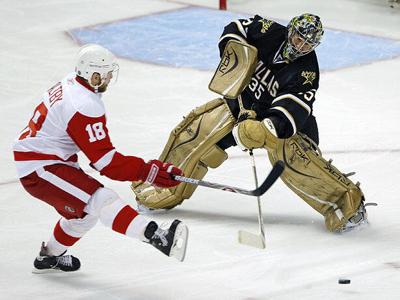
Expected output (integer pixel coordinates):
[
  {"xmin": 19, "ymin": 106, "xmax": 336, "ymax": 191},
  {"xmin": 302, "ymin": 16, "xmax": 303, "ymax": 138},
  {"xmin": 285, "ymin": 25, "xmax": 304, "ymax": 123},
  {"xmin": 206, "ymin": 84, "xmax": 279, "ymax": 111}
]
[{"xmin": 75, "ymin": 44, "xmax": 119, "ymax": 89}]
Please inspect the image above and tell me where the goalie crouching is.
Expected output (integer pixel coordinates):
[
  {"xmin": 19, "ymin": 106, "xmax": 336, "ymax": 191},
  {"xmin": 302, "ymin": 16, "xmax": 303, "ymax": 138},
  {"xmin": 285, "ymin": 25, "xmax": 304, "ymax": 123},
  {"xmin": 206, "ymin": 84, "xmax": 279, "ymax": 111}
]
[{"xmin": 132, "ymin": 13, "xmax": 370, "ymax": 232}]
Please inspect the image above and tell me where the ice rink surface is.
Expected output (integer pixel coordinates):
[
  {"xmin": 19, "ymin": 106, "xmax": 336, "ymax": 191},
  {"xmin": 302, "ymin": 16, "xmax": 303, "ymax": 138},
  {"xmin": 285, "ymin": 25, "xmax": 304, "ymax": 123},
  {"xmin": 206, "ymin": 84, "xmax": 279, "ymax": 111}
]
[{"xmin": 0, "ymin": 0, "xmax": 399, "ymax": 299}]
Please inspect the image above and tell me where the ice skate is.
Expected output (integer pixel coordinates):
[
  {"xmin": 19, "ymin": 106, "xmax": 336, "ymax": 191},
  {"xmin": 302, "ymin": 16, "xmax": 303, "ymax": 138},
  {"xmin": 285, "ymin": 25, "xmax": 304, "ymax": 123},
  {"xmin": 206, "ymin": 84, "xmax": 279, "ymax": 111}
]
[
  {"xmin": 340, "ymin": 200, "xmax": 376, "ymax": 232},
  {"xmin": 144, "ymin": 220, "xmax": 188, "ymax": 262},
  {"xmin": 32, "ymin": 242, "xmax": 81, "ymax": 273}
]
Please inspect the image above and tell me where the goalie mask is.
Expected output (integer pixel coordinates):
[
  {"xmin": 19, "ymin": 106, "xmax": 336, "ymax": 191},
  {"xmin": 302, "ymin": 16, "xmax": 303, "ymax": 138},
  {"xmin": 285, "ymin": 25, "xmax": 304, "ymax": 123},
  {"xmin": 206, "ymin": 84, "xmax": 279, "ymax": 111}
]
[
  {"xmin": 283, "ymin": 13, "xmax": 324, "ymax": 61},
  {"xmin": 75, "ymin": 44, "xmax": 119, "ymax": 91}
]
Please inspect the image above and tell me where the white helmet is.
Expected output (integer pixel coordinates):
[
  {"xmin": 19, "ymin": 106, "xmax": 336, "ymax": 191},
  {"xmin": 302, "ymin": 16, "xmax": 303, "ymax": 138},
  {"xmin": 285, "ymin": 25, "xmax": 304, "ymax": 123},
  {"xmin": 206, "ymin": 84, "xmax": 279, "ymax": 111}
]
[{"xmin": 75, "ymin": 44, "xmax": 119, "ymax": 88}]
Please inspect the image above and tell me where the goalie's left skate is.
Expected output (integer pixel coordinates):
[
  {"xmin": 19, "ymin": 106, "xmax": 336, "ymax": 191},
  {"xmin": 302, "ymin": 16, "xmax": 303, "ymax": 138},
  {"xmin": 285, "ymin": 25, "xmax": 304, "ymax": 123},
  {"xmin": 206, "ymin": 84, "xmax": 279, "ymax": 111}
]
[
  {"xmin": 144, "ymin": 220, "xmax": 188, "ymax": 262},
  {"xmin": 340, "ymin": 200, "xmax": 376, "ymax": 232}
]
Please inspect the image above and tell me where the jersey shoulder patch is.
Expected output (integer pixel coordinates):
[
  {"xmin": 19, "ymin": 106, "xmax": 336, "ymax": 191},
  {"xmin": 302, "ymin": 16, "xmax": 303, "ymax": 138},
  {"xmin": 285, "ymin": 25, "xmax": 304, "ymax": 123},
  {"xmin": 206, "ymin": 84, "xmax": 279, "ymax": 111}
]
[
  {"xmin": 300, "ymin": 70, "xmax": 317, "ymax": 86},
  {"xmin": 257, "ymin": 18, "xmax": 275, "ymax": 33},
  {"xmin": 291, "ymin": 53, "xmax": 320, "ymax": 88},
  {"xmin": 253, "ymin": 16, "xmax": 285, "ymax": 34}
]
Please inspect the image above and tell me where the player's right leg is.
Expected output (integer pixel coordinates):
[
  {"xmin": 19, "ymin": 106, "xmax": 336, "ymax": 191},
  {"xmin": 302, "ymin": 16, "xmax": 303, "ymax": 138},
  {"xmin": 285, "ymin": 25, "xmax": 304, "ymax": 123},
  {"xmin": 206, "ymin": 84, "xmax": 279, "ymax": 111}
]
[
  {"xmin": 85, "ymin": 187, "xmax": 188, "ymax": 261},
  {"xmin": 20, "ymin": 164, "xmax": 188, "ymax": 273}
]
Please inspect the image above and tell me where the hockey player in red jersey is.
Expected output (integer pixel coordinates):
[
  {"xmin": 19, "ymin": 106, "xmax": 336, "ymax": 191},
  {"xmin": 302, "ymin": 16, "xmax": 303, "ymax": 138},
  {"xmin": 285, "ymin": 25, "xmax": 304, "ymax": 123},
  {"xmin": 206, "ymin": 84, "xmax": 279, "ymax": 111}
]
[{"xmin": 13, "ymin": 44, "xmax": 188, "ymax": 272}]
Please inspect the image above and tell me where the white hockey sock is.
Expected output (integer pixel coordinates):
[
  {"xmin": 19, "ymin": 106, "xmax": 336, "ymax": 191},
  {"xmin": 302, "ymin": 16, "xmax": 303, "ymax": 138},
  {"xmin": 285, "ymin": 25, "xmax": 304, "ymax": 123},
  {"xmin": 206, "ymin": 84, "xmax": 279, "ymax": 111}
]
[
  {"xmin": 46, "ymin": 214, "xmax": 98, "ymax": 256},
  {"xmin": 84, "ymin": 187, "xmax": 151, "ymax": 241},
  {"xmin": 99, "ymin": 199, "xmax": 150, "ymax": 241},
  {"xmin": 46, "ymin": 234, "xmax": 68, "ymax": 257}
]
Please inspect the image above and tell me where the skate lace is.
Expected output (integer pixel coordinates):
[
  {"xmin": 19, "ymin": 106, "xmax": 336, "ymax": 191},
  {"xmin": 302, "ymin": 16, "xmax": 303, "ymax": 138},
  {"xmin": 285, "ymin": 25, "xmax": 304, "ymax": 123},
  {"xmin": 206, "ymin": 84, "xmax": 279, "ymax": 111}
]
[
  {"xmin": 56, "ymin": 255, "xmax": 73, "ymax": 267},
  {"xmin": 153, "ymin": 228, "xmax": 168, "ymax": 247}
]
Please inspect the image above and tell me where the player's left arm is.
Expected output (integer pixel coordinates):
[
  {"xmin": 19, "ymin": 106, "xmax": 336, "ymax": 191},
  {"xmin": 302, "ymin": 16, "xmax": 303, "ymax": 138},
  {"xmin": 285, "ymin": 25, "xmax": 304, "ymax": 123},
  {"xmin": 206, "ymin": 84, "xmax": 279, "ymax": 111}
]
[
  {"xmin": 267, "ymin": 90, "xmax": 317, "ymax": 138},
  {"xmin": 267, "ymin": 67, "xmax": 319, "ymax": 138}
]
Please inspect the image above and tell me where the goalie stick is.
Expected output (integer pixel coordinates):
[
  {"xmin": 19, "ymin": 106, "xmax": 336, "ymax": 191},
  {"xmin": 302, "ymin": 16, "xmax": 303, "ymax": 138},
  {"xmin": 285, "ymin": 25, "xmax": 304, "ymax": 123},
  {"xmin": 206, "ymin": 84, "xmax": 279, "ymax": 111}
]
[
  {"xmin": 172, "ymin": 160, "xmax": 284, "ymax": 197},
  {"xmin": 238, "ymin": 150, "xmax": 266, "ymax": 249}
]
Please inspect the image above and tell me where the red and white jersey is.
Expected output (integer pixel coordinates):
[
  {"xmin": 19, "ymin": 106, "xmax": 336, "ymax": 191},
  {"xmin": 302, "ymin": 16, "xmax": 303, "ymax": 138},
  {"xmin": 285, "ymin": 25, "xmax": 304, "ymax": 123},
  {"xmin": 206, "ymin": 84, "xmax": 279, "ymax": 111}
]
[{"xmin": 13, "ymin": 72, "xmax": 145, "ymax": 180}]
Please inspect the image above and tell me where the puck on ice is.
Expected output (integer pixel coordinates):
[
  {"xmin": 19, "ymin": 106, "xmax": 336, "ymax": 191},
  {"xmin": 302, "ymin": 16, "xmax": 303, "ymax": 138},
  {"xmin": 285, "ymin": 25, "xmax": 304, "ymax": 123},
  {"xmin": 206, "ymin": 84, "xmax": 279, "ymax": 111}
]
[{"xmin": 338, "ymin": 279, "xmax": 351, "ymax": 284}]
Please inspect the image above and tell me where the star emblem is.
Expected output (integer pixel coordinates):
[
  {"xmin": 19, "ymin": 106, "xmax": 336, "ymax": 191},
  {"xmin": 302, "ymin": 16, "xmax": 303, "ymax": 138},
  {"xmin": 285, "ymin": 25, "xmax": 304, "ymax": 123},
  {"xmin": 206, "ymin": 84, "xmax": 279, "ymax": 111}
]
[
  {"xmin": 301, "ymin": 71, "xmax": 316, "ymax": 85},
  {"xmin": 258, "ymin": 19, "xmax": 274, "ymax": 33}
]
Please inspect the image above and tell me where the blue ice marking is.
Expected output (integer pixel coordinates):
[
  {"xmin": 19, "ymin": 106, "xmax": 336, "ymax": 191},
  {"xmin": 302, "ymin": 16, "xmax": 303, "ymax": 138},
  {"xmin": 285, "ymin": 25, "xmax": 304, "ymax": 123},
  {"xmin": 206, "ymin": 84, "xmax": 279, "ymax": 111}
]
[{"xmin": 70, "ymin": 7, "xmax": 400, "ymax": 71}]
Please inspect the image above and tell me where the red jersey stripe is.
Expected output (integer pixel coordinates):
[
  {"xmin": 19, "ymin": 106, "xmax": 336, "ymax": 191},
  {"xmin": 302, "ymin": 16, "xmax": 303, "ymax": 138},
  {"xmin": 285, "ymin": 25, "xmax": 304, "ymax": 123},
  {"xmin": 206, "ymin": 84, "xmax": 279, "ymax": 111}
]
[
  {"xmin": 14, "ymin": 151, "xmax": 78, "ymax": 162},
  {"xmin": 112, "ymin": 205, "xmax": 139, "ymax": 234},
  {"xmin": 53, "ymin": 220, "xmax": 80, "ymax": 246}
]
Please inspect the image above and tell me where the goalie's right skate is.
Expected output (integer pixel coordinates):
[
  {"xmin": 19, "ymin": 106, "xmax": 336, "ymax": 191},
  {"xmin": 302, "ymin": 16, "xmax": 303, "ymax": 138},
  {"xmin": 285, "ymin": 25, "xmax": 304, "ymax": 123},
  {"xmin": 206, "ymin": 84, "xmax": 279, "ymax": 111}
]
[{"xmin": 144, "ymin": 219, "xmax": 188, "ymax": 262}]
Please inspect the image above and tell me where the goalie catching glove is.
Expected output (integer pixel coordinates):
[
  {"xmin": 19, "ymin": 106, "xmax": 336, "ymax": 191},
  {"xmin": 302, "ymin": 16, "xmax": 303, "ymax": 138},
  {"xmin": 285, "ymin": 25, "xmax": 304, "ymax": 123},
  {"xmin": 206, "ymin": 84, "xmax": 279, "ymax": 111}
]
[
  {"xmin": 138, "ymin": 160, "xmax": 183, "ymax": 188},
  {"xmin": 232, "ymin": 118, "xmax": 279, "ymax": 151}
]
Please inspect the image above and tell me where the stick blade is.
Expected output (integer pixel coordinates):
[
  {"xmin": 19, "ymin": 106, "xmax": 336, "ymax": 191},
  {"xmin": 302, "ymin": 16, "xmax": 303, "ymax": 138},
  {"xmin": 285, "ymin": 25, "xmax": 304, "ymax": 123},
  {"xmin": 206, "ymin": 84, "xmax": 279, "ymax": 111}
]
[
  {"xmin": 170, "ymin": 222, "xmax": 189, "ymax": 262},
  {"xmin": 252, "ymin": 160, "xmax": 285, "ymax": 196},
  {"xmin": 238, "ymin": 230, "xmax": 266, "ymax": 249}
]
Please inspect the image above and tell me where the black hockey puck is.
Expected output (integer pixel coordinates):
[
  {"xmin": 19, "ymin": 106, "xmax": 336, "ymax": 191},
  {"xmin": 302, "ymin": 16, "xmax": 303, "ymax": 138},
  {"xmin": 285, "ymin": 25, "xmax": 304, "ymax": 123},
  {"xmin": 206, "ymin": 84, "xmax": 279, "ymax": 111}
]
[{"xmin": 338, "ymin": 279, "xmax": 351, "ymax": 284}]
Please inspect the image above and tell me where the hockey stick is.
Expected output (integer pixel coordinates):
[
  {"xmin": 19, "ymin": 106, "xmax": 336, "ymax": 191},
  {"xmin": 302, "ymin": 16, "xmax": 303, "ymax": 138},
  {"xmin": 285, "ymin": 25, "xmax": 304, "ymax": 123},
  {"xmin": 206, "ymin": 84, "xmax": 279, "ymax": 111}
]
[
  {"xmin": 172, "ymin": 160, "xmax": 284, "ymax": 197},
  {"xmin": 238, "ymin": 150, "xmax": 266, "ymax": 249}
]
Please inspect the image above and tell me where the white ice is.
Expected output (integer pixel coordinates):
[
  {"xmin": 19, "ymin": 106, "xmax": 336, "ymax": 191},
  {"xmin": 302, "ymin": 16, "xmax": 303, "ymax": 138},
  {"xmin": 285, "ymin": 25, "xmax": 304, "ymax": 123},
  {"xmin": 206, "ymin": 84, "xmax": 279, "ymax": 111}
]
[{"xmin": 0, "ymin": 0, "xmax": 400, "ymax": 299}]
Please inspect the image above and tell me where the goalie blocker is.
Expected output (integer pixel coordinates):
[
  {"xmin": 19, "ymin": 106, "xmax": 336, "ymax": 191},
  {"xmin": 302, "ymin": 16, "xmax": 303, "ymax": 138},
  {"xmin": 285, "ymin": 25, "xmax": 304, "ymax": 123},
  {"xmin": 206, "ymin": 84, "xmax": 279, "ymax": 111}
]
[{"xmin": 209, "ymin": 40, "xmax": 258, "ymax": 99}]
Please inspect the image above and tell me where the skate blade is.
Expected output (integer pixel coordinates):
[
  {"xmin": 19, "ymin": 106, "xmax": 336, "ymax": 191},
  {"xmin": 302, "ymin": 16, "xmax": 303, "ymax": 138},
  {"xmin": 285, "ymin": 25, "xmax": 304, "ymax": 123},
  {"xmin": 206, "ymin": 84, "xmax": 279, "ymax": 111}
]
[
  {"xmin": 238, "ymin": 230, "xmax": 266, "ymax": 249},
  {"xmin": 32, "ymin": 267, "xmax": 80, "ymax": 274},
  {"xmin": 340, "ymin": 219, "xmax": 369, "ymax": 233},
  {"xmin": 170, "ymin": 223, "xmax": 189, "ymax": 262}
]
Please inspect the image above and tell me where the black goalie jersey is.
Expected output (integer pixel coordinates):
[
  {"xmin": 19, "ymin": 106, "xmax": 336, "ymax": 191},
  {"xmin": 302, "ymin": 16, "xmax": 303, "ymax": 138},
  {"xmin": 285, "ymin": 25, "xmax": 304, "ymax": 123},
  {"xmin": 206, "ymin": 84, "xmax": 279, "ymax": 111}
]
[{"xmin": 219, "ymin": 15, "xmax": 320, "ymax": 138}]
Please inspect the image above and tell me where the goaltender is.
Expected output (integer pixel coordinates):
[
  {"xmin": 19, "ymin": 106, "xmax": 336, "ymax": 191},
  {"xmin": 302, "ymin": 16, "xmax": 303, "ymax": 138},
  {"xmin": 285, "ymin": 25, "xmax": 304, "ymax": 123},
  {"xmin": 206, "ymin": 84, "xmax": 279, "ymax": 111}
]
[{"xmin": 132, "ymin": 13, "xmax": 371, "ymax": 232}]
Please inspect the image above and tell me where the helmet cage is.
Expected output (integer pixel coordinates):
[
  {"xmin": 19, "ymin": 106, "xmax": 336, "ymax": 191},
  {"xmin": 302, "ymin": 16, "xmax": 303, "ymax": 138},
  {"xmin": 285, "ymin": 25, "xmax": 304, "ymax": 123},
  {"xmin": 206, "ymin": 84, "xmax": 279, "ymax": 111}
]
[
  {"xmin": 283, "ymin": 14, "xmax": 324, "ymax": 61},
  {"xmin": 85, "ymin": 62, "xmax": 119, "ymax": 88}
]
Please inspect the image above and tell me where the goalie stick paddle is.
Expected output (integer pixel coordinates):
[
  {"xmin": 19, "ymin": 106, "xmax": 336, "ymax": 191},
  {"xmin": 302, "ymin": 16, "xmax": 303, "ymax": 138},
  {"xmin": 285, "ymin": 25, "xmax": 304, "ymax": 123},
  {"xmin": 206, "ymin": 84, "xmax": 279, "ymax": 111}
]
[
  {"xmin": 172, "ymin": 160, "xmax": 284, "ymax": 197},
  {"xmin": 238, "ymin": 150, "xmax": 266, "ymax": 249}
]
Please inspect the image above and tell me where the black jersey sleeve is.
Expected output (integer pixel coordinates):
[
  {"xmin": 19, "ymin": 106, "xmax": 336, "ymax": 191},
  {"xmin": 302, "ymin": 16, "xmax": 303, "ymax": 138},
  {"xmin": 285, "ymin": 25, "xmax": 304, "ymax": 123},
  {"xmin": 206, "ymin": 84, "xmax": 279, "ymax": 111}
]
[
  {"xmin": 218, "ymin": 15, "xmax": 279, "ymax": 56},
  {"xmin": 268, "ymin": 58, "xmax": 320, "ymax": 138},
  {"xmin": 218, "ymin": 17, "xmax": 253, "ymax": 56}
]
